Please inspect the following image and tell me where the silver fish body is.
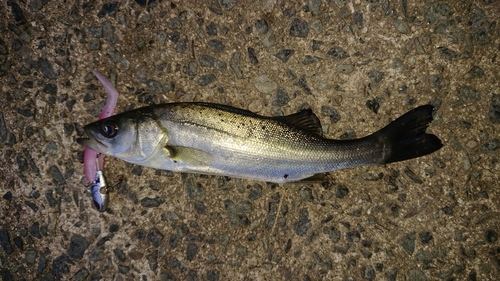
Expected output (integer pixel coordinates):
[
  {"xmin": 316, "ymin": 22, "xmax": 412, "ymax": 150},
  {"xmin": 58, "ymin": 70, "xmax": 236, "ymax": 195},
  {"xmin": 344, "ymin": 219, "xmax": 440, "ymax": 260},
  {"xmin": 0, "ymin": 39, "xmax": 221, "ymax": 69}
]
[{"xmin": 77, "ymin": 103, "xmax": 442, "ymax": 183}]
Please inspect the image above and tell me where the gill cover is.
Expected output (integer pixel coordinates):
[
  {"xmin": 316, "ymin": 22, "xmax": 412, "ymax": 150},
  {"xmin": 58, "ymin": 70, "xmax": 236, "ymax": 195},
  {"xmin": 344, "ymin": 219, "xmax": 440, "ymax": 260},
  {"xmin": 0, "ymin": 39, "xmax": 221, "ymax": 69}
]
[{"xmin": 133, "ymin": 113, "xmax": 169, "ymax": 162}]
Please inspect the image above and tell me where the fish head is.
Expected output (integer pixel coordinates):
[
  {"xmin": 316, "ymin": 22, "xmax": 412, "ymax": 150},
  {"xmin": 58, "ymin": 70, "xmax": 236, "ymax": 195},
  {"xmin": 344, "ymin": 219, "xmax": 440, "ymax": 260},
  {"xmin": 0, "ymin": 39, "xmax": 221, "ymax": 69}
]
[{"xmin": 77, "ymin": 109, "xmax": 168, "ymax": 163}]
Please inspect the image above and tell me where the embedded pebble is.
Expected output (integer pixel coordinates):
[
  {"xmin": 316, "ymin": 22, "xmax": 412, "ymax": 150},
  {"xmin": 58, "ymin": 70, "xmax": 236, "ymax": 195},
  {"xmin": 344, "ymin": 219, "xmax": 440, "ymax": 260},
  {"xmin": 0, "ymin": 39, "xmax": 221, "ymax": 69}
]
[
  {"xmin": 406, "ymin": 269, "xmax": 426, "ymax": 281},
  {"xmin": 485, "ymin": 229, "xmax": 498, "ymax": 243},
  {"xmin": 438, "ymin": 47, "xmax": 457, "ymax": 61},
  {"xmin": 310, "ymin": 20, "xmax": 322, "ymax": 33},
  {"xmin": 326, "ymin": 47, "xmax": 349, "ymax": 60},
  {"xmin": 457, "ymin": 85, "xmax": 480, "ymax": 102},
  {"xmin": 248, "ymin": 184, "xmax": 262, "ymax": 200},
  {"xmin": 262, "ymin": 31, "xmax": 276, "ymax": 47},
  {"xmin": 0, "ymin": 229, "xmax": 13, "ymax": 254},
  {"xmin": 199, "ymin": 54, "xmax": 226, "ymax": 70},
  {"xmin": 294, "ymin": 75, "xmax": 312, "ymax": 95},
  {"xmin": 302, "ymin": 55, "xmax": 318, "ymax": 65},
  {"xmin": 224, "ymin": 199, "xmax": 240, "ymax": 228},
  {"xmin": 147, "ymin": 228, "xmax": 164, "ymax": 247},
  {"xmin": 167, "ymin": 18, "xmax": 181, "ymax": 30},
  {"xmin": 400, "ymin": 232, "xmax": 416, "ymax": 255},
  {"xmin": 309, "ymin": 0, "xmax": 321, "ymax": 16},
  {"xmin": 474, "ymin": 30, "xmax": 490, "ymax": 45},
  {"xmin": 140, "ymin": 197, "xmax": 164, "ymax": 207},
  {"xmin": 335, "ymin": 64, "xmax": 354, "ymax": 74},
  {"xmin": 0, "ymin": 112, "xmax": 7, "ymax": 142},
  {"xmin": 208, "ymin": 39, "xmax": 225, "ymax": 53},
  {"xmin": 38, "ymin": 58, "xmax": 57, "ymax": 79},
  {"xmin": 353, "ymin": 12, "xmax": 363, "ymax": 29},
  {"xmin": 220, "ymin": 0, "xmax": 237, "ymax": 10},
  {"xmin": 312, "ymin": 40, "xmax": 323, "ymax": 51},
  {"xmin": 102, "ymin": 21, "xmax": 117, "ymax": 44},
  {"xmin": 52, "ymin": 254, "xmax": 72, "ymax": 278},
  {"xmin": 481, "ymin": 139, "xmax": 499, "ymax": 154},
  {"xmin": 361, "ymin": 265, "xmax": 376, "ymax": 280},
  {"xmin": 97, "ymin": 2, "xmax": 119, "ymax": 18},
  {"xmin": 197, "ymin": 74, "xmax": 216, "ymax": 86},
  {"xmin": 321, "ymin": 106, "xmax": 341, "ymax": 124},
  {"xmin": 254, "ymin": 74, "xmax": 277, "ymax": 94},
  {"xmin": 386, "ymin": 268, "xmax": 398, "ymax": 281},
  {"xmin": 187, "ymin": 61, "xmax": 198, "ymax": 78},
  {"xmin": 247, "ymin": 47, "xmax": 258, "ymax": 64},
  {"xmin": 48, "ymin": 165, "xmax": 65, "ymax": 185},
  {"xmin": 335, "ymin": 184, "xmax": 349, "ymax": 198},
  {"xmin": 429, "ymin": 75, "xmax": 447, "ymax": 89},
  {"xmin": 366, "ymin": 70, "xmax": 385, "ymax": 84},
  {"xmin": 366, "ymin": 97, "xmax": 382, "ymax": 114},
  {"xmin": 488, "ymin": 94, "xmax": 500, "ymax": 123},
  {"xmin": 419, "ymin": 232, "xmax": 433, "ymax": 244},
  {"xmin": 186, "ymin": 243, "xmax": 198, "ymax": 260},
  {"xmin": 465, "ymin": 65, "xmax": 484, "ymax": 79},
  {"xmin": 289, "ymin": 18, "xmax": 309, "ymax": 38},
  {"xmin": 25, "ymin": 250, "xmax": 37, "ymax": 264},
  {"xmin": 404, "ymin": 167, "xmax": 423, "ymax": 184},
  {"xmin": 68, "ymin": 234, "xmax": 89, "ymax": 260},
  {"xmin": 206, "ymin": 22, "xmax": 217, "ymax": 36},
  {"xmin": 73, "ymin": 268, "xmax": 88, "ymax": 281},
  {"xmin": 236, "ymin": 200, "xmax": 252, "ymax": 214},
  {"xmin": 293, "ymin": 208, "xmax": 311, "ymax": 236},
  {"xmin": 465, "ymin": 140, "xmax": 477, "ymax": 149},
  {"xmin": 254, "ymin": 19, "xmax": 268, "ymax": 34},
  {"xmin": 9, "ymin": 1, "xmax": 26, "ymax": 23},
  {"xmin": 26, "ymin": 215, "xmax": 41, "ymax": 233},
  {"xmin": 186, "ymin": 178, "xmax": 205, "ymax": 200},
  {"xmin": 275, "ymin": 49, "xmax": 295, "ymax": 63},
  {"xmin": 414, "ymin": 38, "xmax": 426, "ymax": 54},
  {"xmin": 273, "ymin": 88, "xmax": 290, "ymax": 107},
  {"xmin": 424, "ymin": 2, "xmax": 453, "ymax": 24},
  {"xmin": 176, "ymin": 38, "xmax": 187, "ymax": 53},
  {"xmin": 230, "ymin": 51, "xmax": 243, "ymax": 79},
  {"xmin": 393, "ymin": 19, "xmax": 410, "ymax": 34},
  {"xmin": 323, "ymin": 226, "xmax": 341, "ymax": 243}
]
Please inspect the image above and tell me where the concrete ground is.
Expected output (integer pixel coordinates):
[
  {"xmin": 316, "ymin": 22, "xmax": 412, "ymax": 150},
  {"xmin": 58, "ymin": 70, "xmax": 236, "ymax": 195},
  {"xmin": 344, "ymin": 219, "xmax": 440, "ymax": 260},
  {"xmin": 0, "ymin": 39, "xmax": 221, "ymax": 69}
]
[{"xmin": 1, "ymin": 0, "xmax": 499, "ymax": 280}]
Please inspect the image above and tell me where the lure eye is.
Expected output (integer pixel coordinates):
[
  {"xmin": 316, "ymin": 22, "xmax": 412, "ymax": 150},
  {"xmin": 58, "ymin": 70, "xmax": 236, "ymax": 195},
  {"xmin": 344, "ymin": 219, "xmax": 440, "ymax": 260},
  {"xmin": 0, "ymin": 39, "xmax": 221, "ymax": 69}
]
[{"xmin": 100, "ymin": 120, "xmax": 119, "ymax": 138}]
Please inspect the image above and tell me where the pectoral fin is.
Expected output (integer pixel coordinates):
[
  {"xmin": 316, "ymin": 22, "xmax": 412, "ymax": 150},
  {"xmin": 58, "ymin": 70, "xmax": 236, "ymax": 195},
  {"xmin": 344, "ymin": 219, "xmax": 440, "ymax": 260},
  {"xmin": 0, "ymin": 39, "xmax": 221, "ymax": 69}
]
[{"xmin": 164, "ymin": 146, "xmax": 214, "ymax": 166}]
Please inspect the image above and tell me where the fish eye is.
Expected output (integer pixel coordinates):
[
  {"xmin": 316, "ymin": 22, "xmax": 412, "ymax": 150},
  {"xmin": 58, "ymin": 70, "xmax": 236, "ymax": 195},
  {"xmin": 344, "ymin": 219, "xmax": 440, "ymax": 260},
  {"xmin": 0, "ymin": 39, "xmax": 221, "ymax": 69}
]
[{"xmin": 100, "ymin": 120, "xmax": 119, "ymax": 138}]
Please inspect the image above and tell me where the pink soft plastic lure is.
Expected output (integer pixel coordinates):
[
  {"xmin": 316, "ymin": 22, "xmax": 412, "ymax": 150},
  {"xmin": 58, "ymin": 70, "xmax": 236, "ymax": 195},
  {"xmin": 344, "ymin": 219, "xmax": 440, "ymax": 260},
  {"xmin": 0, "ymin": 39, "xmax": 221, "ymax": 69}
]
[{"xmin": 83, "ymin": 71, "xmax": 119, "ymax": 182}]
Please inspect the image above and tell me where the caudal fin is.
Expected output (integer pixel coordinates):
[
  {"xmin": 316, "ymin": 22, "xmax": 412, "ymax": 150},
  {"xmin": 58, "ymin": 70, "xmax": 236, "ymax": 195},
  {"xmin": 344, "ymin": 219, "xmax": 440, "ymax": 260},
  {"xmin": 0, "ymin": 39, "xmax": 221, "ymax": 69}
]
[{"xmin": 374, "ymin": 105, "xmax": 443, "ymax": 164}]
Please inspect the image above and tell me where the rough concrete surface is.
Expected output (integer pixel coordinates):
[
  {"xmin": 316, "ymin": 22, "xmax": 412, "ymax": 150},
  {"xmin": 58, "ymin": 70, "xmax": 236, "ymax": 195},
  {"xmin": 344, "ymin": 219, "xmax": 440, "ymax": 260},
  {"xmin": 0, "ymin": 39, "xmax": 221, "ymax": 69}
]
[{"xmin": 1, "ymin": 0, "xmax": 499, "ymax": 280}]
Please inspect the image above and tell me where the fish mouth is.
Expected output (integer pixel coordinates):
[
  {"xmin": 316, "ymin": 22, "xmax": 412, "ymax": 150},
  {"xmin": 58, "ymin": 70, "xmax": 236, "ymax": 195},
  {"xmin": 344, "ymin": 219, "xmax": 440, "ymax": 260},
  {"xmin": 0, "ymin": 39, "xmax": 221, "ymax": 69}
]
[{"xmin": 76, "ymin": 127, "xmax": 109, "ymax": 152}]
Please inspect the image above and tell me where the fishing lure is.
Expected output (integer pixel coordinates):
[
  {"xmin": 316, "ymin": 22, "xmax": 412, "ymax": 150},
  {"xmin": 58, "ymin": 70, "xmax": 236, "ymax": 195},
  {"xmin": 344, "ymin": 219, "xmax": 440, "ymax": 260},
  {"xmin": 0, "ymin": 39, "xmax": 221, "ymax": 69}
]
[{"xmin": 90, "ymin": 155, "xmax": 109, "ymax": 212}]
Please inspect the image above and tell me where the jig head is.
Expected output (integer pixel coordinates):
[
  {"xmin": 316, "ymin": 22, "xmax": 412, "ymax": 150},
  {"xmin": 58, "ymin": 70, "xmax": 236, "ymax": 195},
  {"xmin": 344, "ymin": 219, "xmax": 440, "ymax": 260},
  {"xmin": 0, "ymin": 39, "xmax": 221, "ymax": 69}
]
[{"xmin": 90, "ymin": 155, "xmax": 109, "ymax": 212}]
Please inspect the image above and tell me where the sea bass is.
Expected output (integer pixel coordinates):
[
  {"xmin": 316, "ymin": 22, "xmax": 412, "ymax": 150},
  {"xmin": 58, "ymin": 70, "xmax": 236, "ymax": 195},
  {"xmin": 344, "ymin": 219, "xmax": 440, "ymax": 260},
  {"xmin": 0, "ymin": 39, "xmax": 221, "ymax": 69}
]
[{"xmin": 77, "ymin": 103, "xmax": 442, "ymax": 183}]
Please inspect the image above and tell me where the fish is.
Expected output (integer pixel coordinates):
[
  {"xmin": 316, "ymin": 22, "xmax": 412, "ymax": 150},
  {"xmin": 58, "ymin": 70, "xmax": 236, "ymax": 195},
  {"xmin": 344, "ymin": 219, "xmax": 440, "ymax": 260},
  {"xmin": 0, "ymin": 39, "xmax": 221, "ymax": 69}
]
[{"xmin": 77, "ymin": 103, "xmax": 443, "ymax": 183}]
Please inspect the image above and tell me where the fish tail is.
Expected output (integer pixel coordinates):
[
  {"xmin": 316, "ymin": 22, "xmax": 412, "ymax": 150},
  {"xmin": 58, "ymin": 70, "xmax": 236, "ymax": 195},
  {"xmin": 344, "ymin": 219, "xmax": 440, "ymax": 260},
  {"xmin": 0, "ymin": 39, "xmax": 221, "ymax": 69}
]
[{"xmin": 374, "ymin": 105, "xmax": 443, "ymax": 164}]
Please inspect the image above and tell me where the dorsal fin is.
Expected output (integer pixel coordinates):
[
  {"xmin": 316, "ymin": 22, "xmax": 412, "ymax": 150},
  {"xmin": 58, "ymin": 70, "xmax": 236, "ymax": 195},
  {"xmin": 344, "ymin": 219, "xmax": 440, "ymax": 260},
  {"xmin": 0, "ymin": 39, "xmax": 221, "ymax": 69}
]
[{"xmin": 273, "ymin": 109, "xmax": 324, "ymax": 137}]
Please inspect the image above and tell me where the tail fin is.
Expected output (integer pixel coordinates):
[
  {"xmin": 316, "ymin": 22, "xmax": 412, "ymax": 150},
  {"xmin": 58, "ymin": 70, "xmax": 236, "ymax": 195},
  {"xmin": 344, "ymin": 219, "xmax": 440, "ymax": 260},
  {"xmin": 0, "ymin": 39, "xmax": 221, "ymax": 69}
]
[{"xmin": 374, "ymin": 105, "xmax": 443, "ymax": 164}]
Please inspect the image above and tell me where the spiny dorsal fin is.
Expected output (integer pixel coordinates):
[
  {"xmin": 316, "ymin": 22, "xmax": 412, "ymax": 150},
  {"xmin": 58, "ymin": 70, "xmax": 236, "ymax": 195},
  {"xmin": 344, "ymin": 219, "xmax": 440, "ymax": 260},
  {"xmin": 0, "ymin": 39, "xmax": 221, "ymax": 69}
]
[{"xmin": 273, "ymin": 109, "xmax": 323, "ymax": 137}]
